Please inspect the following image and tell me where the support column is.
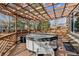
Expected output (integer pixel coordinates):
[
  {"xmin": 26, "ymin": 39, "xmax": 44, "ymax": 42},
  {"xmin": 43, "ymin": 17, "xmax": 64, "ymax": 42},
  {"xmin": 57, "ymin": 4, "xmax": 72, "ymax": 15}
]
[
  {"xmin": 15, "ymin": 15, "xmax": 18, "ymax": 42},
  {"xmin": 15, "ymin": 15, "xmax": 17, "ymax": 33}
]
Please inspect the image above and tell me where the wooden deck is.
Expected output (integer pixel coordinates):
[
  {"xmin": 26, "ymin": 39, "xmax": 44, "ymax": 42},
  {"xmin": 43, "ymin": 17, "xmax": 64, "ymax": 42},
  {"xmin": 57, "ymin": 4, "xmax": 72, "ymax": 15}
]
[
  {"xmin": 9, "ymin": 43, "xmax": 36, "ymax": 56},
  {"xmin": 0, "ymin": 31, "xmax": 78, "ymax": 56}
]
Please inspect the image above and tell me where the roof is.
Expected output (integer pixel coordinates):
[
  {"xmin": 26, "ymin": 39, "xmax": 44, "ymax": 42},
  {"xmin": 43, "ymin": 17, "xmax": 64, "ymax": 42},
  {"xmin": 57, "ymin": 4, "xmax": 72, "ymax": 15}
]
[{"xmin": 0, "ymin": 3, "xmax": 78, "ymax": 21}]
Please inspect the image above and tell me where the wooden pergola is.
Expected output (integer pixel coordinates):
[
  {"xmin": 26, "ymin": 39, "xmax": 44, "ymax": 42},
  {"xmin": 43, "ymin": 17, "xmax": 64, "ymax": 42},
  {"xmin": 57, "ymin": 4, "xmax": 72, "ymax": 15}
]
[
  {"xmin": 0, "ymin": 3, "xmax": 79, "ymax": 56},
  {"xmin": 0, "ymin": 3, "xmax": 79, "ymax": 21}
]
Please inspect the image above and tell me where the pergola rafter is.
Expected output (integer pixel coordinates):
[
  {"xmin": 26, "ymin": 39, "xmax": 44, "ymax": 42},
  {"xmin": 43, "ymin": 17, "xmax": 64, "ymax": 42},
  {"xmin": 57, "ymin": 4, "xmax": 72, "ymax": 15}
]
[
  {"xmin": 8, "ymin": 3, "xmax": 38, "ymax": 20},
  {"xmin": 0, "ymin": 4, "xmax": 29, "ymax": 19},
  {"xmin": 28, "ymin": 4, "xmax": 48, "ymax": 20},
  {"xmin": 14, "ymin": 3, "xmax": 42, "ymax": 20},
  {"xmin": 61, "ymin": 3, "xmax": 67, "ymax": 17},
  {"xmin": 52, "ymin": 3, "xmax": 56, "ymax": 19},
  {"xmin": 0, "ymin": 3, "xmax": 78, "ymax": 21},
  {"xmin": 40, "ymin": 3, "xmax": 52, "ymax": 20},
  {"xmin": 68, "ymin": 3, "xmax": 79, "ymax": 16}
]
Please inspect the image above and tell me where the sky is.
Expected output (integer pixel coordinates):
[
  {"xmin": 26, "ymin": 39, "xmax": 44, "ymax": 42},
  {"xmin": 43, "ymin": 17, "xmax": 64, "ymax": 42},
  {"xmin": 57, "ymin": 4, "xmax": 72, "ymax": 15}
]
[
  {"xmin": 49, "ymin": 17, "xmax": 66, "ymax": 27},
  {"xmin": 0, "ymin": 13, "xmax": 13, "ymax": 22},
  {"xmin": 45, "ymin": 3, "xmax": 65, "ymax": 11},
  {"xmin": 45, "ymin": 3, "xmax": 65, "ymax": 19}
]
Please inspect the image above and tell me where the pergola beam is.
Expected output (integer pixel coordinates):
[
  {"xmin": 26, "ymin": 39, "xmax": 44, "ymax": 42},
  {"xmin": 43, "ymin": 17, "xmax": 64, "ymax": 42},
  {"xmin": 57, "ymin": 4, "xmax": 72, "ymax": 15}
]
[
  {"xmin": 0, "ymin": 3, "xmax": 79, "ymax": 21},
  {"xmin": 68, "ymin": 3, "xmax": 79, "ymax": 16},
  {"xmin": 43, "ymin": 3, "xmax": 59, "ymax": 8},
  {"xmin": 14, "ymin": 3, "xmax": 41, "ymax": 20},
  {"xmin": 0, "ymin": 4, "xmax": 30, "ymax": 20},
  {"xmin": 0, "ymin": 8, "xmax": 12, "ymax": 16},
  {"xmin": 52, "ymin": 3, "xmax": 56, "ymax": 19},
  {"xmin": 61, "ymin": 3, "xmax": 67, "ymax": 17},
  {"xmin": 40, "ymin": 3, "xmax": 52, "ymax": 20},
  {"xmin": 7, "ymin": 4, "xmax": 35, "ymax": 20},
  {"xmin": 28, "ymin": 4, "xmax": 48, "ymax": 20}
]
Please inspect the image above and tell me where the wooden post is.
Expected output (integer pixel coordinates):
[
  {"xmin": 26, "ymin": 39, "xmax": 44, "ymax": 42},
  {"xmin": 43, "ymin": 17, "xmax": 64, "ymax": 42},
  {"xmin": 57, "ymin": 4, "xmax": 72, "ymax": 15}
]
[
  {"xmin": 15, "ymin": 15, "xmax": 18, "ymax": 42},
  {"xmin": 15, "ymin": 15, "xmax": 17, "ymax": 33},
  {"xmin": 7, "ymin": 13, "xmax": 10, "ymax": 33}
]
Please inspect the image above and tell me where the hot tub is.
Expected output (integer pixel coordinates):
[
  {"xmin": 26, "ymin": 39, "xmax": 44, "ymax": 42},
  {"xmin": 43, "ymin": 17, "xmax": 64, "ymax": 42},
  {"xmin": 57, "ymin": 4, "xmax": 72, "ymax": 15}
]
[{"xmin": 26, "ymin": 33, "xmax": 58, "ymax": 56}]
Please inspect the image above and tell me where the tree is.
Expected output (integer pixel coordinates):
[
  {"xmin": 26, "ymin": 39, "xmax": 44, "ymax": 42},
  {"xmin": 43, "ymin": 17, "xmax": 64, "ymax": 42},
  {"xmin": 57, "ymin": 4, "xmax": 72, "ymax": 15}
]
[
  {"xmin": 17, "ymin": 20, "xmax": 25, "ymax": 30},
  {"xmin": 75, "ymin": 17, "xmax": 79, "ymax": 31},
  {"xmin": 37, "ymin": 21, "xmax": 50, "ymax": 32}
]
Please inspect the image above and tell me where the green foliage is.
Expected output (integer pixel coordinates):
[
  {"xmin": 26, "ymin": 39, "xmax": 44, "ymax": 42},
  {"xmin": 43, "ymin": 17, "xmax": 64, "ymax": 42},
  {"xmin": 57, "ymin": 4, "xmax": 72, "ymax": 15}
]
[
  {"xmin": 28, "ymin": 20, "xmax": 36, "ymax": 30},
  {"xmin": 37, "ymin": 21, "xmax": 50, "ymax": 31},
  {"xmin": 23, "ymin": 20, "xmax": 50, "ymax": 31},
  {"xmin": 37, "ymin": 22, "xmax": 41, "ymax": 30},
  {"xmin": 8, "ymin": 20, "xmax": 25, "ymax": 31},
  {"xmin": 17, "ymin": 20, "xmax": 25, "ymax": 30},
  {"xmin": 75, "ymin": 17, "xmax": 79, "ymax": 29}
]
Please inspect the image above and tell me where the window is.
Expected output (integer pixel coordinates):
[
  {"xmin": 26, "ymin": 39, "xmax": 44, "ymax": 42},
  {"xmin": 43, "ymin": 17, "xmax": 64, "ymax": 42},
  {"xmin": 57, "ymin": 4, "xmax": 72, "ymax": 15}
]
[{"xmin": 0, "ymin": 13, "xmax": 15, "ymax": 32}]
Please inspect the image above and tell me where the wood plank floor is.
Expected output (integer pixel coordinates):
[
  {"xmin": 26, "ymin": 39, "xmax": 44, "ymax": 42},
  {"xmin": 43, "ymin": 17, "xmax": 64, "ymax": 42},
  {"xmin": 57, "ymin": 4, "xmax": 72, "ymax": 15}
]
[{"xmin": 9, "ymin": 43, "xmax": 36, "ymax": 56}]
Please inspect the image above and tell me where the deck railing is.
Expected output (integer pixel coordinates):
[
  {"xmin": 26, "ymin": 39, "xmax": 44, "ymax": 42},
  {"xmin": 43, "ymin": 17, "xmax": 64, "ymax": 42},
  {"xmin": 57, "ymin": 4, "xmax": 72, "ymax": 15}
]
[{"xmin": 0, "ymin": 30, "xmax": 28, "ymax": 56}]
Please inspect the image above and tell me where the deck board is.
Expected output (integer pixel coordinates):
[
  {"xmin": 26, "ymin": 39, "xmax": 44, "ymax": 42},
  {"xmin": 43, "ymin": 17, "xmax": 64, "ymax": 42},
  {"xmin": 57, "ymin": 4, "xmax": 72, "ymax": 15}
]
[{"xmin": 9, "ymin": 43, "xmax": 36, "ymax": 56}]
